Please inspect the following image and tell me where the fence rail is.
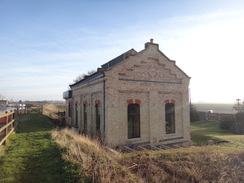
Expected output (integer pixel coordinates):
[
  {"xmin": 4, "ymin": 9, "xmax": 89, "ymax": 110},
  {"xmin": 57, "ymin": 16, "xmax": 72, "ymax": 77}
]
[{"xmin": 0, "ymin": 111, "xmax": 18, "ymax": 145}]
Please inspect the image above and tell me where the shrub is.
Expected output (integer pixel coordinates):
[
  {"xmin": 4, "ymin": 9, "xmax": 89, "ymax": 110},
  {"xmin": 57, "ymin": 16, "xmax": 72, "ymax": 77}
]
[
  {"xmin": 190, "ymin": 103, "xmax": 199, "ymax": 122},
  {"xmin": 220, "ymin": 118, "xmax": 234, "ymax": 131},
  {"xmin": 234, "ymin": 112, "xmax": 244, "ymax": 134}
]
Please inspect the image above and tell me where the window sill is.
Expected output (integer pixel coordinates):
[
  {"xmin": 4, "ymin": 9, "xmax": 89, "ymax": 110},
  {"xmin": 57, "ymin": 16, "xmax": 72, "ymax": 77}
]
[
  {"xmin": 127, "ymin": 138, "xmax": 142, "ymax": 142},
  {"xmin": 165, "ymin": 133, "xmax": 177, "ymax": 137}
]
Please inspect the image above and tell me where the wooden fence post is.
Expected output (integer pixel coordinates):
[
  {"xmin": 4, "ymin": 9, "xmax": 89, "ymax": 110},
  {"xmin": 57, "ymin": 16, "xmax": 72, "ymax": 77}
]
[{"xmin": 3, "ymin": 112, "xmax": 8, "ymax": 145}]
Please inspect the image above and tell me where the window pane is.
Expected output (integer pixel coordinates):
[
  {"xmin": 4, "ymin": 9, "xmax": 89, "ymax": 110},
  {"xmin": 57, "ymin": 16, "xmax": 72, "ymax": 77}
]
[
  {"xmin": 83, "ymin": 104, "xmax": 87, "ymax": 134},
  {"xmin": 165, "ymin": 103, "xmax": 175, "ymax": 134},
  {"xmin": 128, "ymin": 104, "xmax": 140, "ymax": 138},
  {"xmin": 95, "ymin": 104, "xmax": 101, "ymax": 136}
]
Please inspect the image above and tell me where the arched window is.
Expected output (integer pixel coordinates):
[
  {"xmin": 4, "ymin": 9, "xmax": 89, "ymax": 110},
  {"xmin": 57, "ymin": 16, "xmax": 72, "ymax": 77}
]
[
  {"xmin": 75, "ymin": 103, "xmax": 78, "ymax": 127},
  {"xmin": 83, "ymin": 103, "xmax": 87, "ymax": 134},
  {"xmin": 165, "ymin": 103, "xmax": 175, "ymax": 134},
  {"xmin": 68, "ymin": 102, "xmax": 72, "ymax": 117},
  {"xmin": 95, "ymin": 104, "xmax": 101, "ymax": 137},
  {"xmin": 128, "ymin": 104, "xmax": 140, "ymax": 139}
]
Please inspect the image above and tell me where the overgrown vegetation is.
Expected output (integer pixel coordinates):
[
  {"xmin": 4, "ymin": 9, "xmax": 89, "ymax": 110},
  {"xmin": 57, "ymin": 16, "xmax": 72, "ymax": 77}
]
[
  {"xmin": 52, "ymin": 122, "xmax": 244, "ymax": 183},
  {"xmin": 0, "ymin": 114, "xmax": 79, "ymax": 183},
  {"xmin": 52, "ymin": 128, "xmax": 139, "ymax": 183},
  {"xmin": 73, "ymin": 70, "xmax": 96, "ymax": 83}
]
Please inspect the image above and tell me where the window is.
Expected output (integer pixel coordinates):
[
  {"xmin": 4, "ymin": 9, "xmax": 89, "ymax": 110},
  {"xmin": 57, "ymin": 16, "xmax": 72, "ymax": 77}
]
[
  {"xmin": 95, "ymin": 104, "xmax": 101, "ymax": 137},
  {"xmin": 165, "ymin": 103, "xmax": 175, "ymax": 134},
  {"xmin": 75, "ymin": 103, "xmax": 78, "ymax": 127},
  {"xmin": 83, "ymin": 103, "xmax": 87, "ymax": 134},
  {"xmin": 68, "ymin": 102, "xmax": 72, "ymax": 117},
  {"xmin": 128, "ymin": 104, "xmax": 140, "ymax": 139}
]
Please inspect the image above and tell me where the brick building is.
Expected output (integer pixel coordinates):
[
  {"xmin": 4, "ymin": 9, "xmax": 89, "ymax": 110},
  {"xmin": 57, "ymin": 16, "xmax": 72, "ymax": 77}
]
[{"xmin": 63, "ymin": 39, "xmax": 191, "ymax": 147}]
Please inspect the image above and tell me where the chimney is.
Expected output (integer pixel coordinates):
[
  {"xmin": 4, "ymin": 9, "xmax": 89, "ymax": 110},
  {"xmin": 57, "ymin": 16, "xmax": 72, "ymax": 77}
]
[{"xmin": 145, "ymin": 38, "xmax": 159, "ymax": 49}]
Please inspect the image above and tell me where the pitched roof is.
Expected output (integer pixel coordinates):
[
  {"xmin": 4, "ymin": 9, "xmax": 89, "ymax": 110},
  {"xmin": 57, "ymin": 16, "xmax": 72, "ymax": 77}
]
[
  {"xmin": 70, "ymin": 41, "xmax": 190, "ymax": 88},
  {"xmin": 70, "ymin": 49, "xmax": 137, "ymax": 88},
  {"xmin": 101, "ymin": 49, "xmax": 137, "ymax": 69}
]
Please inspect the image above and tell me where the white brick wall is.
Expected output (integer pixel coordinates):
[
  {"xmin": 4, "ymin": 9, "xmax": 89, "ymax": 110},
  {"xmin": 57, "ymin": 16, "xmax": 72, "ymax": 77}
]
[{"xmin": 65, "ymin": 41, "xmax": 191, "ymax": 147}]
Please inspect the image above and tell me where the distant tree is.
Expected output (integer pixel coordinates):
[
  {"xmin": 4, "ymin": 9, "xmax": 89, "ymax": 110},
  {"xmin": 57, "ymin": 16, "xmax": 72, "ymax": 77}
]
[
  {"xmin": 235, "ymin": 112, "xmax": 244, "ymax": 134},
  {"xmin": 190, "ymin": 103, "xmax": 199, "ymax": 122},
  {"xmin": 73, "ymin": 70, "xmax": 96, "ymax": 83},
  {"xmin": 233, "ymin": 99, "xmax": 244, "ymax": 134},
  {"xmin": 233, "ymin": 98, "xmax": 244, "ymax": 113}
]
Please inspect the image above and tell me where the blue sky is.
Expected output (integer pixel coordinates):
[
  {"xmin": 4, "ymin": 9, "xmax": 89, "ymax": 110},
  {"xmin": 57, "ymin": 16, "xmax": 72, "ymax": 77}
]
[{"xmin": 1, "ymin": 0, "xmax": 244, "ymax": 103}]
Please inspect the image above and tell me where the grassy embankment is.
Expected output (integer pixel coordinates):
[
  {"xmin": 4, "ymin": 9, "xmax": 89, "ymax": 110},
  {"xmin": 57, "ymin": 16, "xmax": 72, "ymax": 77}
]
[
  {"xmin": 42, "ymin": 103, "xmax": 65, "ymax": 120},
  {"xmin": 52, "ymin": 120, "xmax": 244, "ymax": 183},
  {"xmin": 0, "ymin": 113, "xmax": 79, "ymax": 183}
]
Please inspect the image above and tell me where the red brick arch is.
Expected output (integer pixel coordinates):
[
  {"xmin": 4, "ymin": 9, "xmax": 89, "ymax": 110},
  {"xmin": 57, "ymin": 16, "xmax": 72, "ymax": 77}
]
[
  {"xmin": 127, "ymin": 99, "xmax": 141, "ymax": 104},
  {"xmin": 164, "ymin": 99, "xmax": 176, "ymax": 104},
  {"xmin": 95, "ymin": 100, "xmax": 101, "ymax": 104}
]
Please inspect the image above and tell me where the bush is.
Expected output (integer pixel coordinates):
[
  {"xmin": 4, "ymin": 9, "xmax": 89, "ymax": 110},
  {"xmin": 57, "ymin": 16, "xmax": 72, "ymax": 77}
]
[
  {"xmin": 190, "ymin": 103, "xmax": 199, "ymax": 122},
  {"xmin": 220, "ymin": 118, "xmax": 234, "ymax": 131},
  {"xmin": 234, "ymin": 112, "xmax": 244, "ymax": 134}
]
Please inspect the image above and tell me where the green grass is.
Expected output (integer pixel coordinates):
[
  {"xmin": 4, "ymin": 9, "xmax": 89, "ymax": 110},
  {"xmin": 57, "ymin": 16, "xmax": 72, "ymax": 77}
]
[
  {"xmin": 191, "ymin": 120, "xmax": 244, "ymax": 152},
  {"xmin": 0, "ymin": 113, "xmax": 80, "ymax": 183}
]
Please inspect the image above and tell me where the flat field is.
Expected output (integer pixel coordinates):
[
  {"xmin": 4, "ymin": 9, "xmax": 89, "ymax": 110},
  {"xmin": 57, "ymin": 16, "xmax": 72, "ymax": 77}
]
[
  {"xmin": 191, "ymin": 120, "xmax": 244, "ymax": 152},
  {"xmin": 193, "ymin": 102, "xmax": 235, "ymax": 113}
]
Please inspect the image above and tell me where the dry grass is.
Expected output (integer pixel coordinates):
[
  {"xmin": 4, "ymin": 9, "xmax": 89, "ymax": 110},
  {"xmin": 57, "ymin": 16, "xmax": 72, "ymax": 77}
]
[
  {"xmin": 52, "ymin": 128, "xmax": 141, "ymax": 183},
  {"xmin": 42, "ymin": 103, "xmax": 65, "ymax": 120},
  {"xmin": 52, "ymin": 128, "xmax": 244, "ymax": 183},
  {"xmin": 120, "ymin": 150, "xmax": 244, "ymax": 183}
]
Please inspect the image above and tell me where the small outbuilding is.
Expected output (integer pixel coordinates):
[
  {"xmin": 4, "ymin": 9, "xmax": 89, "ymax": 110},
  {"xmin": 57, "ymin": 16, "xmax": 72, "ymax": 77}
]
[{"xmin": 63, "ymin": 39, "xmax": 191, "ymax": 147}]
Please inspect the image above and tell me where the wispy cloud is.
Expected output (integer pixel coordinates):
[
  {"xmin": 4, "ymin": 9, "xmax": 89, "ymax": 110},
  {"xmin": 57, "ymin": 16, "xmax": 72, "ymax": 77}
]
[{"xmin": 1, "ymin": 5, "xmax": 244, "ymax": 102}]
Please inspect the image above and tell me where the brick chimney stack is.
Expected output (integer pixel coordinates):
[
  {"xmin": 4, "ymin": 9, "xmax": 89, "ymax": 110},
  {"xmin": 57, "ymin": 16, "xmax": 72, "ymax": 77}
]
[{"xmin": 145, "ymin": 38, "xmax": 159, "ymax": 49}]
